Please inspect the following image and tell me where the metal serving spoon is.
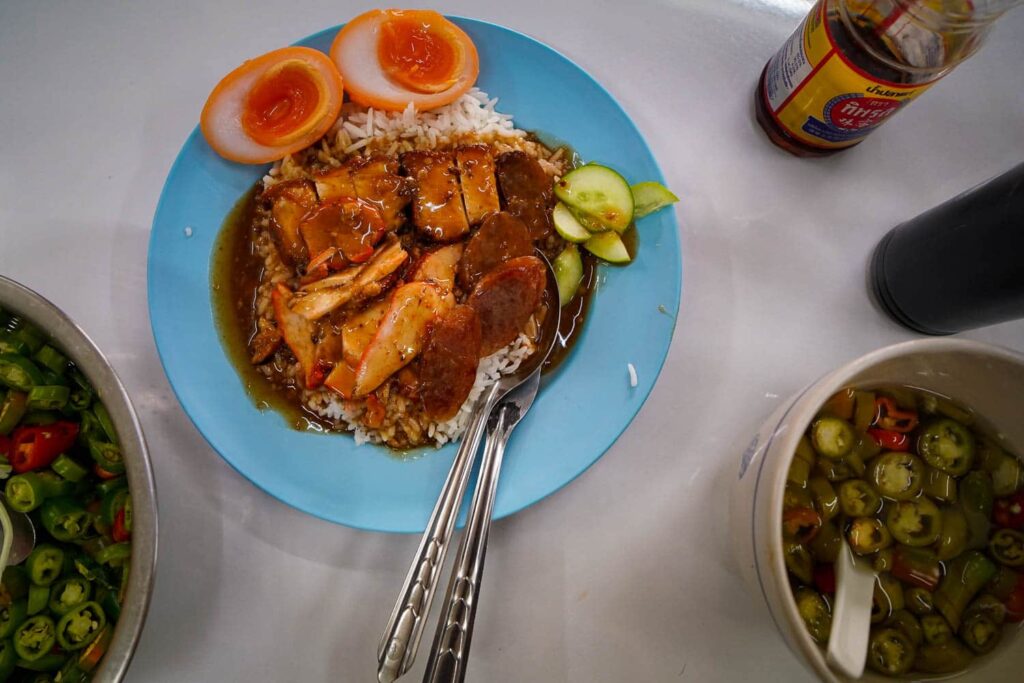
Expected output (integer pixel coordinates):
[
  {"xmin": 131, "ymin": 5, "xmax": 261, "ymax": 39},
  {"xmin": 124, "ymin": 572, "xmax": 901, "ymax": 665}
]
[{"xmin": 377, "ymin": 253, "xmax": 561, "ymax": 683}]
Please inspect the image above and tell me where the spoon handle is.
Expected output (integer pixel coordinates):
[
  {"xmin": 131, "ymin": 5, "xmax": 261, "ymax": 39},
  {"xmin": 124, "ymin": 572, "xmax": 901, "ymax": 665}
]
[
  {"xmin": 422, "ymin": 403, "xmax": 514, "ymax": 683},
  {"xmin": 377, "ymin": 385, "xmax": 499, "ymax": 683}
]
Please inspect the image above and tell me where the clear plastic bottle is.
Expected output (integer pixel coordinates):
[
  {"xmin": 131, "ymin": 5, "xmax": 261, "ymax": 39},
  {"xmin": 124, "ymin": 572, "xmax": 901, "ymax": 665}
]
[{"xmin": 755, "ymin": 0, "xmax": 1021, "ymax": 156}]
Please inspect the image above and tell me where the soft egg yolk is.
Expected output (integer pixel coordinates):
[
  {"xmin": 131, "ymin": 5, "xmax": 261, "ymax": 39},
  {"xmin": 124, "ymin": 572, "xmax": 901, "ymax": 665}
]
[
  {"xmin": 377, "ymin": 14, "xmax": 463, "ymax": 94},
  {"xmin": 242, "ymin": 60, "xmax": 326, "ymax": 146}
]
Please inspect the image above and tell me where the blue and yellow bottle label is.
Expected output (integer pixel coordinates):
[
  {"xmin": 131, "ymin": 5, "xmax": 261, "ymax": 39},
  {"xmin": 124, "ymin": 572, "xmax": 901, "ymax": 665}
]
[{"xmin": 761, "ymin": 1, "xmax": 937, "ymax": 150}]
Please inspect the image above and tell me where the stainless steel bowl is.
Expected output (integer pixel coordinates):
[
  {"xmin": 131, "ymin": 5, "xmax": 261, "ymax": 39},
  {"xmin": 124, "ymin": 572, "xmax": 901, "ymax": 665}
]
[{"xmin": 0, "ymin": 275, "xmax": 157, "ymax": 682}]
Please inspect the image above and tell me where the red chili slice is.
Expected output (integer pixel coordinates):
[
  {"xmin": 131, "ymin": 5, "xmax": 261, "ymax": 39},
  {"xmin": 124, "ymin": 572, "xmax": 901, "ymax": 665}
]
[
  {"xmin": 873, "ymin": 397, "xmax": 919, "ymax": 433},
  {"xmin": 868, "ymin": 428, "xmax": 911, "ymax": 452},
  {"xmin": 10, "ymin": 422, "xmax": 80, "ymax": 473}
]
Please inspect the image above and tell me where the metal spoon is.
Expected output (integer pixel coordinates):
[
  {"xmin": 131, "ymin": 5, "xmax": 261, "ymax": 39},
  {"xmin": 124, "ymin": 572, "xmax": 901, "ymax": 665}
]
[
  {"xmin": 826, "ymin": 539, "xmax": 876, "ymax": 678},
  {"xmin": 377, "ymin": 253, "xmax": 561, "ymax": 683},
  {"xmin": 0, "ymin": 494, "xmax": 36, "ymax": 567},
  {"xmin": 422, "ymin": 266, "xmax": 561, "ymax": 683}
]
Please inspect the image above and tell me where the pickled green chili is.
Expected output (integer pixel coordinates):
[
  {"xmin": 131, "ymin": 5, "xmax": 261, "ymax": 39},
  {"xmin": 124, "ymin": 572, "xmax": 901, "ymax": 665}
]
[
  {"xmin": 0, "ymin": 640, "xmax": 15, "ymax": 681},
  {"xmin": 885, "ymin": 610, "xmax": 923, "ymax": 646},
  {"xmin": 960, "ymin": 612, "xmax": 1001, "ymax": 654},
  {"xmin": 934, "ymin": 551, "xmax": 997, "ymax": 630},
  {"xmin": 848, "ymin": 517, "xmax": 892, "ymax": 555},
  {"xmin": 783, "ymin": 541, "xmax": 813, "ymax": 584},
  {"xmin": 838, "ymin": 479, "xmax": 880, "ymax": 517},
  {"xmin": 906, "ymin": 588, "xmax": 934, "ymax": 616},
  {"xmin": 795, "ymin": 588, "xmax": 831, "ymax": 643},
  {"xmin": 920, "ymin": 614, "xmax": 953, "ymax": 645},
  {"xmin": 937, "ymin": 506, "xmax": 970, "ymax": 561},
  {"xmin": 811, "ymin": 417, "xmax": 855, "ymax": 459},
  {"xmin": 989, "ymin": 528, "xmax": 1024, "ymax": 567},
  {"xmin": 886, "ymin": 498, "xmax": 943, "ymax": 547},
  {"xmin": 871, "ymin": 452, "xmax": 924, "ymax": 500},
  {"xmin": 918, "ymin": 418, "xmax": 975, "ymax": 476},
  {"xmin": 872, "ymin": 573, "xmax": 905, "ymax": 624},
  {"xmin": 867, "ymin": 628, "xmax": 916, "ymax": 676},
  {"xmin": 914, "ymin": 640, "xmax": 974, "ymax": 674},
  {"xmin": 923, "ymin": 467, "xmax": 957, "ymax": 503}
]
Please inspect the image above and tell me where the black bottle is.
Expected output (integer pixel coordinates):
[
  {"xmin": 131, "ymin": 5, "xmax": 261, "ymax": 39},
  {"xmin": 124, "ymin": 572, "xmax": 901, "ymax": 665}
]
[{"xmin": 871, "ymin": 163, "xmax": 1024, "ymax": 335}]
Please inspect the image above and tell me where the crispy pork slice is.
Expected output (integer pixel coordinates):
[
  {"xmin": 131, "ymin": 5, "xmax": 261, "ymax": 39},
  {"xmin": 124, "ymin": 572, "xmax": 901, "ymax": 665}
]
[
  {"xmin": 340, "ymin": 299, "xmax": 388, "ymax": 368},
  {"xmin": 271, "ymin": 284, "xmax": 322, "ymax": 388},
  {"xmin": 291, "ymin": 238, "xmax": 408, "ymax": 320},
  {"xmin": 264, "ymin": 180, "xmax": 317, "ymax": 265},
  {"xmin": 313, "ymin": 166, "xmax": 357, "ymax": 202},
  {"xmin": 352, "ymin": 282, "xmax": 454, "ymax": 397},
  {"xmin": 495, "ymin": 151, "xmax": 555, "ymax": 240},
  {"xmin": 455, "ymin": 145, "xmax": 501, "ymax": 225},
  {"xmin": 346, "ymin": 156, "xmax": 411, "ymax": 231},
  {"xmin": 408, "ymin": 243, "xmax": 464, "ymax": 292},
  {"xmin": 402, "ymin": 150, "xmax": 470, "ymax": 242}
]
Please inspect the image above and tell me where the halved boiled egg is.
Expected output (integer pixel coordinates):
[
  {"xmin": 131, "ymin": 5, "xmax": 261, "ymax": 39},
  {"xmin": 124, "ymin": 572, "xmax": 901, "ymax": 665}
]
[
  {"xmin": 331, "ymin": 9, "xmax": 479, "ymax": 112},
  {"xmin": 201, "ymin": 46, "xmax": 344, "ymax": 164}
]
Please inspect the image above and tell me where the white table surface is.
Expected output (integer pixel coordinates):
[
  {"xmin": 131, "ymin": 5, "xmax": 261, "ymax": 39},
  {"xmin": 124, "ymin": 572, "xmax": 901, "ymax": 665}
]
[{"xmin": 2, "ymin": 1, "xmax": 1023, "ymax": 681}]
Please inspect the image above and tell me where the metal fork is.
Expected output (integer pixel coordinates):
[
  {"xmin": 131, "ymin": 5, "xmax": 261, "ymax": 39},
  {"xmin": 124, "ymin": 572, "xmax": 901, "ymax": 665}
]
[
  {"xmin": 421, "ymin": 371, "xmax": 542, "ymax": 683},
  {"xmin": 377, "ymin": 253, "xmax": 560, "ymax": 683}
]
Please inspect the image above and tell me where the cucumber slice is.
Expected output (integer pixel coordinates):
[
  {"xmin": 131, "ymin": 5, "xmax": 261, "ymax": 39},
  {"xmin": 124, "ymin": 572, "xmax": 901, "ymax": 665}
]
[
  {"xmin": 570, "ymin": 207, "xmax": 610, "ymax": 233},
  {"xmin": 584, "ymin": 231, "xmax": 631, "ymax": 264},
  {"xmin": 555, "ymin": 164, "xmax": 634, "ymax": 233},
  {"xmin": 553, "ymin": 244, "xmax": 584, "ymax": 306},
  {"xmin": 631, "ymin": 181, "xmax": 679, "ymax": 218},
  {"xmin": 552, "ymin": 202, "xmax": 592, "ymax": 243}
]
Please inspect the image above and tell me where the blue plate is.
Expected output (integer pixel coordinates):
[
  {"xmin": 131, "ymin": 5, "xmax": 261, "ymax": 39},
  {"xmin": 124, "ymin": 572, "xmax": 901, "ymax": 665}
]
[{"xmin": 148, "ymin": 18, "xmax": 682, "ymax": 533}]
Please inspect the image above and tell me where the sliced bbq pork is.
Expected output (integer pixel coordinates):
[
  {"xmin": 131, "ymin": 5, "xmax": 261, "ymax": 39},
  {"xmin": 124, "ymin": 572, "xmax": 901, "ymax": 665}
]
[
  {"xmin": 457, "ymin": 211, "xmax": 533, "ymax": 290},
  {"xmin": 402, "ymin": 150, "xmax": 470, "ymax": 242},
  {"xmin": 455, "ymin": 144, "xmax": 501, "ymax": 226}
]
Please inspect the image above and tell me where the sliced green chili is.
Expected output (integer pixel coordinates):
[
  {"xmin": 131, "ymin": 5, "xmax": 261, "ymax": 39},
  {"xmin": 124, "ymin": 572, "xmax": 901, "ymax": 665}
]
[
  {"xmin": 92, "ymin": 403, "xmax": 117, "ymax": 445},
  {"xmin": 48, "ymin": 577, "xmax": 92, "ymax": 617},
  {"xmin": 0, "ymin": 331, "xmax": 31, "ymax": 357},
  {"xmin": 0, "ymin": 390, "xmax": 27, "ymax": 435},
  {"xmin": 914, "ymin": 640, "xmax": 974, "ymax": 674},
  {"xmin": 906, "ymin": 587, "xmax": 934, "ymax": 616},
  {"xmin": 86, "ymin": 439, "xmax": 124, "ymax": 474},
  {"xmin": 920, "ymin": 613, "xmax": 953, "ymax": 644},
  {"xmin": 27, "ymin": 584, "xmax": 49, "ymax": 616},
  {"xmin": 0, "ymin": 639, "xmax": 15, "ymax": 681},
  {"xmin": 885, "ymin": 610, "xmax": 923, "ymax": 646},
  {"xmin": 26, "ymin": 544, "xmax": 65, "ymax": 587},
  {"xmin": 93, "ymin": 543, "xmax": 130, "ymax": 566},
  {"xmin": 0, "ymin": 600, "xmax": 27, "ymax": 639},
  {"xmin": 783, "ymin": 541, "xmax": 813, "ymax": 584},
  {"xmin": 923, "ymin": 467, "xmax": 958, "ymax": 503},
  {"xmin": 56, "ymin": 602, "xmax": 106, "ymax": 651},
  {"xmin": 936, "ymin": 507, "xmax": 969, "ymax": 561},
  {"xmin": 40, "ymin": 497, "xmax": 91, "ymax": 542},
  {"xmin": 31, "ymin": 346, "xmax": 67, "ymax": 376},
  {"xmin": 51, "ymin": 454, "xmax": 88, "ymax": 482},
  {"xmin": 13, "ymin": 615, "xmax": 56, "ymax": 661},
  {"xmin": 0, "ymin": 354, "xmax": 45, "ymax": 392},
  {"xmin": 8, "ymin": 321, "xmax": 45, "ymax": 354},
  {"xmin": 807, "ymin": 477, "xmax": 838, "ymax": 522},
  {"xmin": 26, "ymin": 385, "xmax": 69, "ymax": 411},
  {"xmin": 991, "ymin": 454, "xmax": 1024, "ymax": 497},
  {"xmin": 872, "ymin": 573, "xmax": 905, "ymax": 624}
]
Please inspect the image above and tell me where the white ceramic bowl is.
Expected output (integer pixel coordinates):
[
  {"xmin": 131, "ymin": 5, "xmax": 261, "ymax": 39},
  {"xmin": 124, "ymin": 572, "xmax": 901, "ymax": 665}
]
[{"xmin": 730, "ymin": 338, "xmax": 1024, "ymax": 683}]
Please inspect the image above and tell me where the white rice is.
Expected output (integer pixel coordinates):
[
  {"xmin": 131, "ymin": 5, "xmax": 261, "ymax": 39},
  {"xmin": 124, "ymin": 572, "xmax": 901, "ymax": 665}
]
[
  {"xmin": 263, "ymin": 87, "xmax": 564, "ymax": 187},
  {"xmin": 304, "ymin": 333, "xmax": 535, "ymax": 448}
]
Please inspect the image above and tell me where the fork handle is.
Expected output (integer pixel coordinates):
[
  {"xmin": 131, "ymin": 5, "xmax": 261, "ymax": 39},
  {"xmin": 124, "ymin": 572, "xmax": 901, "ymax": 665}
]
[
  {"xmin": 377, "ymin": 385, "xmax": 500, "ymax": 683},
  {"xmin": 422, "ymin": 404, "xmax": 514, "ymax": 683}
]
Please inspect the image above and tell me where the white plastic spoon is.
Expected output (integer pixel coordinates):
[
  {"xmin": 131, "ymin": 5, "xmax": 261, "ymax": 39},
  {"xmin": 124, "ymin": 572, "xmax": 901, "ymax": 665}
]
[{"xmin": 826, "ymin": 540, "xmax": 877, "ymax": 678}]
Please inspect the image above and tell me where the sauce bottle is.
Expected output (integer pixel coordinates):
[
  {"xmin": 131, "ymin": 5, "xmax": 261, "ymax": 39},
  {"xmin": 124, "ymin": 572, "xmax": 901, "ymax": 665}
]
[{"xmin": 755, "ymin": 0, "xmax": 1021, "ymax": 156}]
